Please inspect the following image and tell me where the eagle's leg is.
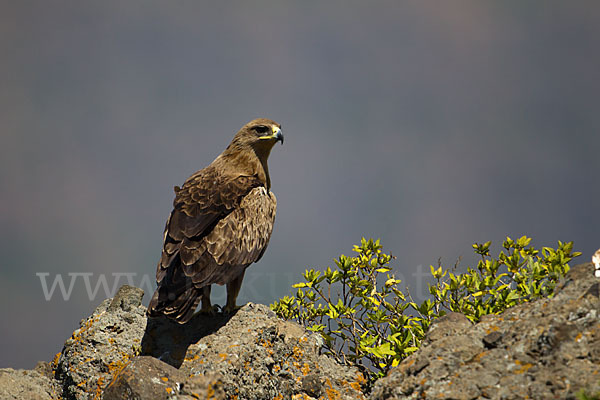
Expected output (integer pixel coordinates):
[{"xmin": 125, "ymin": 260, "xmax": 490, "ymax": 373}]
[
  {"xmin": 223, "ymin": 270, "xmax": 245, "ymax": 314},
  {"xmin": 199, "ymin": 285, "xmax": 218, "ymax": 315}
]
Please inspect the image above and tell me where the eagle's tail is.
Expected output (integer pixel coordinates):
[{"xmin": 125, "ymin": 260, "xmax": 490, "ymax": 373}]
[{"xmin": 147, "ymin": 265, "xmax": 201, "ymax": 324}]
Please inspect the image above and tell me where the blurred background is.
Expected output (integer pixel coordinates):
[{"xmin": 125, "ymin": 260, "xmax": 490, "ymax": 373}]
[{"xmin": 1, "ymin": 1, "xmax": 599, "ymax": 368}]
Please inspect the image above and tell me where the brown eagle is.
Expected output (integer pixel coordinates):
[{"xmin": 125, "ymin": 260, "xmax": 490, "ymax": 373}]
[{"xmin": 147, "ymin": 118, "xmax": 283, "ymax": 323}]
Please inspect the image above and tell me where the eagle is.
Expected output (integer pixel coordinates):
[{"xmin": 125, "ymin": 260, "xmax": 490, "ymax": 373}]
[{"xmin": 147, "ymin": 118, "xmax": 283, "ymax": 323}]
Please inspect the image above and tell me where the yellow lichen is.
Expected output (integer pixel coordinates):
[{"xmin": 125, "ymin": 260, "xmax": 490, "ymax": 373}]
[
  {"xmin": 185, "ymin": 354, "xmax": 201, "ymax": 362},
  {"xmin": 349, "ymin": 380, "xmax": 361, "ymax": 392},
  {"xmin": 514, "ymin": 360, "xmax": 533, "ymax": 374},
  {"xmin": 301, "ymin": 363, "xmax": 310, "ymax": 376},
  {"xmin": 292, "ymin": 346, "xmax": 303, "ymax": 360},
  {"xmin": 323, "ymin": 378, "xmax": 342, "ymax": 400},
  {"xmin": 51, "ymin": 352, "xmax": 61, "ymax": 371},
  {"xmin": 485, "ymin": 325, "xmax": 500, "ymax": 334}
]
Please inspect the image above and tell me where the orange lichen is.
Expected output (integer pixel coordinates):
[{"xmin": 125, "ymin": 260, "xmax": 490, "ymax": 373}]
[
  {"xmin": 301, "ymin": 363, "xmax": 311, "ymax": 376},
  {"xmin": 51, "ymin": 352, "xmax": 61, "ymax": 371},
  {"xmin": 93, "ymin": 376, "xmax": 104, "ymax": 400},
  {"xmin": 473, "ymin": 351, "xmax": 488, "ymax": 362},
  {"xmin": 161, "ymin": 376, "xmax": 169, "ymax": 382},
  {"xmin": 348, "ymin": 380, "xmax": 361, "ymax": 391},
  {"xmin": 185, "ymin": 354, "xmax": 201, "ymax": 362},
  {"xmin": 292, "ymin": 346, "xmax": 303, "ymax": 360},
  {"xmin": 165, "ymin": 387, "xmax": 173, "ymax": 394},
  {"xmin": 355, "ymin": 372, "xmax": 366, "ymax": 386},
  {"xmin": 323, "ymin": 378, "xmax": 342, "ymax": 400},
  {"xmin": 218, "ymin": 353, "xmax": 228, "ymax": 361},
  {"xmin": 514, "ymin": 360, "xmax": 533, "ymax": 374},
  {"xmin": 70, "ymin": 316, "xmax": 98, "ymax": 344},
  {"xmin": 92, "ymin": 352, "xmax": 134, "ymax": 399},
  {"xmin": 485, "ymin": 325, "xmax": 500, "ymax": 334}
]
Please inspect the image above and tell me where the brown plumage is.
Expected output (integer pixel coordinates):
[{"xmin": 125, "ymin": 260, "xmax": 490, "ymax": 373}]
[{"xmin": 147, "ymin": 118, "xmax": 283, "ymax": 323}]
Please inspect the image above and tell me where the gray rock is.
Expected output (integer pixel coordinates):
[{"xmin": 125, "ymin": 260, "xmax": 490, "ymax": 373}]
[
  {"xmin": 0, "ymin": 366, "xmax": 60, "ymax": 400},
  {"xmin": 141, "ymin": 302, "xmax": 366, "ymax": 399},
  {"xmin": 50, "ymin": 284, "xmax": 364, "ymax": 400},
  {"xmin": 371, "ymin": 263, "xmax": 600, "ymax": 399},
  {"xmin": 55, "ymin": 285, "xmax": 148, "ymax": 399},
  {"xmin": 102, "ymin": 356, "xmax": 191, "ymax": 400}
]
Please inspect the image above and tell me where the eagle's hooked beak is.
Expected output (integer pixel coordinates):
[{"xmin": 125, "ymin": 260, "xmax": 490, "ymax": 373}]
[
  {"xmin": 259, "ymin": 126, "xmax": 284, "ymax": 145},
  {"xmin": 274, "ymin": 127, "xmax": 284, "ymax": 145}
]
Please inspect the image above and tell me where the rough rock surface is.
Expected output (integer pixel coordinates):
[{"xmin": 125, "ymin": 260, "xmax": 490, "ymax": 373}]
[
  {"xmin": 102, "ymin": 356, "xmax": 227, "ymax": 400},
  {"xmin": 0, "ymin": 362, "xmax": 60, "ymax": 399},
  {"xmin": 51, "ymin": 284, "xmax": 365, "ymax": 400},
  {"xmin": 134, "ymin": 302, "xmax": 366, "ymax": 399},
  {"xmin": 54, "ymin": 285, "xmax": 148, "ymax": 399},
  {"xmin": 371, "ymin": 262, "xmax": 600, "ymax": 400}
]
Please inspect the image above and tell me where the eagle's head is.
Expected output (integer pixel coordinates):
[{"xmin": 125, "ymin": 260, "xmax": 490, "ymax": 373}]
[
  {"xmin": 226, "ymin": 118, "xmax": 283, "ymax": 160},
  {"xmin": 238, "ymin": 118, "xmax": 283, "ymax": 145},
  {"xmin": 220, "ymin": 118, "xmax": 283, "ymax": 189}
]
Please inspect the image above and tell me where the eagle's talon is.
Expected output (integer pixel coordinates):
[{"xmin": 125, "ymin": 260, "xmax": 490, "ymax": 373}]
[
  {"xmin": 199, "ymin": 304, "xmax": 220, "ymax": 316},
  {"xmin": 222, "ymin": 304, "xmax": 242, "ymax": 315}
]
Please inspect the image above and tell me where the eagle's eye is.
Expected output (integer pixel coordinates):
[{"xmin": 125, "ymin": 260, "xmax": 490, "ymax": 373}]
[{"xmin": 253, "ymin": 125, "xmax": 269, "ymax": 134}]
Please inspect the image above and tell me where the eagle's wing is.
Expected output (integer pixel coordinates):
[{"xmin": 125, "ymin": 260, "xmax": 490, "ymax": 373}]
[
  {"xmin": 181, "ymin": 186, "xmax": 277, "ymax": 286},
  {"xmin": 156, "ymin": 167, "xmax": 261, "ymax": 283}
]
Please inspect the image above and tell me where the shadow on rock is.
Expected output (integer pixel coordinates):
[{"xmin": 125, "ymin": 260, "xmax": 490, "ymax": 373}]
[{"xmin": 141, "ymin": 310, "xmax": 237, "ymax": 368}]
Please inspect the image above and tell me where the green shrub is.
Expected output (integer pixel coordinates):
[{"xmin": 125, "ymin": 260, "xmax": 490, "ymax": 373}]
[
  {"xmin": 431, "ymin": 236, "xmax": 580, "ymax": 322},
  {"xmin": 270, "ymin": 236, "xmax": 580, "ymax": 388}
]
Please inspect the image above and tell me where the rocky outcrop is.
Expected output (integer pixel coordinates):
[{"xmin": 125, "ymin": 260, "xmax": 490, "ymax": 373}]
[
  {"xmin": 53, "ymin": 285, "xmax": 148, "ymax": 399},
  {"xmin": 52, "ymin": 285, "xmax": 365, "ymax": 400},
  {"xmin": 5, "ymin": 262, "xmax": 600, "ymax": 399},
  {"xmin": 371, "ymin": 262, "xmax": 600, "ymax": 400}
]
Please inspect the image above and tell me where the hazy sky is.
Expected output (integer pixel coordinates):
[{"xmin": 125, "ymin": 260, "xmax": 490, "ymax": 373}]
[{"xmin": 1, "ymin": 1, "xmax": 599, "ymax": 368}]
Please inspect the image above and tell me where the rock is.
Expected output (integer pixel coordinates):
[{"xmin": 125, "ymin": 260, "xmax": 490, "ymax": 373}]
[
  {"xmin": 481, "ymin": 331, "xmax": 503, "ymax": 349},
  {"xmin": 140, "ymin": 302, "xmax": 366, "ymax": 399},
  {"xmin": 0, "ymin": 367, "xmax": 60, "ymax": 400},
  {"xmin": 102, "ymin": 356, "xmax": 188, "ymax": 400},
  {"xmin": 103, "ymin": 356, "xmax": 227, "ymax": 400},
  {"xmin": 422, "ymin": 312, "xmax": 472, "ymax": 344},
  {"xmin": 50, "ymin": 284, "xmax": 364, "ymax": 399},
  {"xmin": 371, "ymin": 263, "xmax": 600, "ymax": 399},
  {"xmin": 55, "ymin": 285, "xmax": 148, "ymax": 399}
]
